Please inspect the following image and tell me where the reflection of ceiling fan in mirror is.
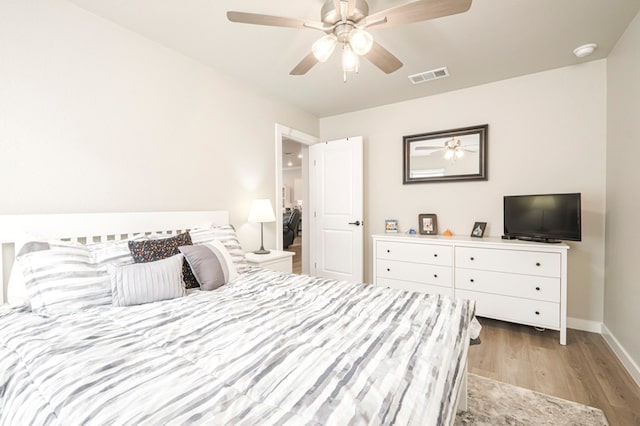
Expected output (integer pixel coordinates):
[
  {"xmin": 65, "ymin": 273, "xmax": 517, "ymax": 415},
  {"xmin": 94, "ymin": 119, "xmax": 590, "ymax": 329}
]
[
  {"xmin": 415, "ymin": 137, "xmax": 478, "ymax": 161},
  {"xmin": 227, "ymin": 0, "xmax": 472, "ymax": 81}
]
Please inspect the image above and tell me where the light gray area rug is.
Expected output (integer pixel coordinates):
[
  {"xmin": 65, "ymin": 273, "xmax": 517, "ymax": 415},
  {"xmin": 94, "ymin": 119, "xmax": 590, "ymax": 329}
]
[{"xmin": 455, "ymin": 374, "xmax": 609, "ymax": 426}]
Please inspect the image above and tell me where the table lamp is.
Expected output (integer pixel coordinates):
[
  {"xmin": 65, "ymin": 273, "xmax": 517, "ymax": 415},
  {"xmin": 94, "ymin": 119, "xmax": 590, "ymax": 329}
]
[{"xmin": 248, "ymin": 199, "xmax": 276, "ymax": 254}]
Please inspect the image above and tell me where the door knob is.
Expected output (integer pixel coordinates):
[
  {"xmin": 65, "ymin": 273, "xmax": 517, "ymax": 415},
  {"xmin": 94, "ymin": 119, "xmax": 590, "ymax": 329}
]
[{"xmin": 348, "ymin": 220, "xmax": 361, "ymax": 226}]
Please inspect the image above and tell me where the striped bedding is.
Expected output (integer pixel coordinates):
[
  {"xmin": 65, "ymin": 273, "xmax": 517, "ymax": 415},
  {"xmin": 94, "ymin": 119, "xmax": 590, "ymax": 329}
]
[{"xmin": 0, "ymin": 268, "xmax": 475, "ymax": 426}]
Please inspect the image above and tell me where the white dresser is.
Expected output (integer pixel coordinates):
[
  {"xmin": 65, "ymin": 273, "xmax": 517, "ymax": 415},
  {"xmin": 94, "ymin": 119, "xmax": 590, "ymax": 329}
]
[{"xmin": 372, "ymin": 234, "xmax": 569, "ymax": 344}]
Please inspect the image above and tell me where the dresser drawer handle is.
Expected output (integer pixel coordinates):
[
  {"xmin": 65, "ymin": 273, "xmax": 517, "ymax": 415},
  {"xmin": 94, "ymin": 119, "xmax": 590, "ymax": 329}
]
[
  {"xmin": 536, "ymin": 262, "xmax": 541, "ymax": 267},
  {"xmin": 535, "ymin": 286, "xmax": 541, "ymax": 291},
  {"xmin": 470, "ymin": 278, "xmax": 475, "ymax": 283},
  {"xmin": 387, "ymin": 249, "xmax": 391, "ymax": 253},
  {"xmin": 470, "ymin": 257, "xmax": 475, "ymax": 261},
  {"xmin": 434, "ymin": 254, "xmax": 438, "ymax": 257},
  {"xmin": 434, "ymin": 274, "xmax": 438, "ymax": 278},
  {"xmin": 386, "ymin": 268, "xmax": 390, "ymax": 272},
  {"xmin": 535, "ymin": 311, "xmax": 540, "ymax": 315}
]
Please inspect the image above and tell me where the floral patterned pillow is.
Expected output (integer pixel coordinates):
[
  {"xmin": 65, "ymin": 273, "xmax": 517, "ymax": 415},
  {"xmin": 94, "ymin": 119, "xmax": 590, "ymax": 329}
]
[{"xmin": 128, "ymin": 232, "xmax": 199, "ymax": 289}]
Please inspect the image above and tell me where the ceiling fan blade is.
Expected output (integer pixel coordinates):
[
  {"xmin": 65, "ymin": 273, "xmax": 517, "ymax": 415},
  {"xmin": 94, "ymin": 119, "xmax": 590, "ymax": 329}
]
[
  {"xmin": 227, "ymin": 11, "xmax": 312, "ymax": 29},
  {"xmin": 361, "ymin": 0, "xmax": 472, "ymax": 29},
  {"xmin": 290, "ymin": 52, "xmax": 320, "ymax": 75},
  {"xmin": 346, "ymin": 0, "xmax": 357, "ymax": 20},
  {"xmin": 364, "ymin": 42, "xmax": 403, "ymax": 74},
  {"xmin": 333, "ymin": 0, "xmax": 343, "ymax": 21}
]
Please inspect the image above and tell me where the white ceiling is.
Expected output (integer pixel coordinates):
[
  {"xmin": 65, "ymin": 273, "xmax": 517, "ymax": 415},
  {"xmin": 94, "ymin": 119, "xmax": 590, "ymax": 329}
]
[{"xmin": 69, "ymin": 0, "xmax": 640, "ymax": 117}]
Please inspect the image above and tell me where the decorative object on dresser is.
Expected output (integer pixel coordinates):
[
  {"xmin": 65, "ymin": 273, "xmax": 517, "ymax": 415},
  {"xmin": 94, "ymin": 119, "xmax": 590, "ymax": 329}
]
[
  {"xmin": 372, "ymin": 234, "xmax": 569, "ymax": 344},
  {"xmin": 245, "ymin": 249, "xmax": 295, "ymax": 274},
  {"xmin": 418, "ymin": 213, "xmax": 438, "ymax": 235},
  {"xmin": 403, "ymin": 124, "xmax": 488, "ymax": 184},
  {"xmin": 384, "ymin": 219, "xmax": 398, "ymax": 233},
  {"xmin": 471, "ymin": 222, "xmax": 486, "ymax": 238},
  {"xmin": 248, "ymin": 199, "xmax": 276, "ymax": 254}
]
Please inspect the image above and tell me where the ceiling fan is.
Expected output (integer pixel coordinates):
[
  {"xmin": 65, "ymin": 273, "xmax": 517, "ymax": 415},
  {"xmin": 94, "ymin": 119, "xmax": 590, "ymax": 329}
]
[
  {"xmin": 415, "ymin": 137, "xmax": 478, "ymax": 161},
  {"xmin": 227, "ymin": 0, "xmax": 472, "ymax": 80}
]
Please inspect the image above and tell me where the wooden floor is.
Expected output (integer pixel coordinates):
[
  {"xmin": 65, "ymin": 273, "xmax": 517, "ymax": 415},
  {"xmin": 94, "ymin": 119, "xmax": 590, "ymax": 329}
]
[
  {"xmin": 468, "ymin": 318, "xmax": 640, "ymax": 425},
  {"xmin": 285, "ymin": 238, "xmax": 302, "ymax": 274}
]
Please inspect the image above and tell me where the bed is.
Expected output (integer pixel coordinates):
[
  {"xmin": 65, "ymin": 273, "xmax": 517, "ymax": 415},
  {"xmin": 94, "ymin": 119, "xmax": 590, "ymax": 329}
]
[{"xmin": 0, "ymin": 211, "xmax": 475, "ymax": 426}]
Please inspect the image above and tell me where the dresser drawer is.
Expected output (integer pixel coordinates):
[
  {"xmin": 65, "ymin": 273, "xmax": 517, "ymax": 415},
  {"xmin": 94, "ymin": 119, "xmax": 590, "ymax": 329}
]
[
  {"xmin": 457, "ymin": 289, "xmax": 560, "ymax": 329},
  {"xmin": 455, "ymin": 269, "xmax": 560, "ymax": 303},
  {"xmin": 377, "ymin": 278, "xmax": 453, "ymax": 298},
  {"xmin": 376, "ymin": 240, "xmax": 452, "ymax": 266},
  {"xmin": 455, "ymin": 247, "xmax": 561, "ymax": 277},
  {"xmin": 377, "ymin": 259, "xmax": 453, "ymax": 288}
]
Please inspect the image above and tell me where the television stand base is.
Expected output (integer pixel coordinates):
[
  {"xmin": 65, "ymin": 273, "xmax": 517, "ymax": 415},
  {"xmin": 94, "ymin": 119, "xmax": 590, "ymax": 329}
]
[{"xmin": 516, "ymin": 236, "xmax": 563, "ymax": 244}]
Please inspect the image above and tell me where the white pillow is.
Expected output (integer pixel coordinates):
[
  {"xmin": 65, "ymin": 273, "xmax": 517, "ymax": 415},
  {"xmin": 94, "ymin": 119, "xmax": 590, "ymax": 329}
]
[
  {"xmin": 18, "ymin": 241, "xmax": 113, "ymax": 316},
  {"xmin": 190, "ymin": 226, "xmax": 249, "ymax": 274},
  {"xmin": 7, "ymin": 233, "xmax": 38, "ymax": 306},
  {"xmin": 109, "ymin": 254, "xmax": 186, "ymax": 307},
  {"xmin": 7, "ymin": 265, "xmax": 28, "ymax": 307},
  {"xmin": 14, "ymin": 236, "xmax": 145, "ymax": 315}
]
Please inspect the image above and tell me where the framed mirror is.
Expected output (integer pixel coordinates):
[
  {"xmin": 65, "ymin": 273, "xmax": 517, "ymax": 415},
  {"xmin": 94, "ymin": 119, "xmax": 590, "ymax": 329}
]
[{"xmin": 403, "ymin": 124, "xmax": 488, "ymax": 184}]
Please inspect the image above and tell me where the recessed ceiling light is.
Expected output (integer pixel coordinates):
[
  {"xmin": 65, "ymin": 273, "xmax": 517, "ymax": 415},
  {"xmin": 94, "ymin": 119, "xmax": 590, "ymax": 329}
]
[{"xmin": 573, "ymin": 43, "xmax": 597, "ymax": 58}]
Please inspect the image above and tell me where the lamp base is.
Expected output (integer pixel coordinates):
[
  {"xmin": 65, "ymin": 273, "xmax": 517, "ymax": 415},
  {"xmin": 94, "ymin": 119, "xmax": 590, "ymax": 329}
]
[{"xmin": 253, "ymin": 249, "xmax": 271, "ymax": 255}]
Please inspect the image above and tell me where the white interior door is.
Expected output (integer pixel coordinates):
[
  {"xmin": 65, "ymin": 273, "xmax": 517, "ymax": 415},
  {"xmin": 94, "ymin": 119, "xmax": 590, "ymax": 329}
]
[{"xmin": 310, "ymin": 137, "xmax": 363, "ymax": 283}]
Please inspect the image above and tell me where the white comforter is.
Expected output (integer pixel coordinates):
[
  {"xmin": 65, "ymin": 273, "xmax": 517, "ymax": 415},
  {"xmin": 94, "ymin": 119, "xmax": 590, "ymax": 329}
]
[{"xmin": 0, "ymin": 268, "xmax": 475, "ymax": 426}]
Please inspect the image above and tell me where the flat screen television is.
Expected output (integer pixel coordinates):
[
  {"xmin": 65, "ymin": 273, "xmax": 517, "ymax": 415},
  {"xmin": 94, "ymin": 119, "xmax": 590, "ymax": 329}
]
[{"xmin": 503, "ymin": 193, "xmax": 581, "ymax": 243}]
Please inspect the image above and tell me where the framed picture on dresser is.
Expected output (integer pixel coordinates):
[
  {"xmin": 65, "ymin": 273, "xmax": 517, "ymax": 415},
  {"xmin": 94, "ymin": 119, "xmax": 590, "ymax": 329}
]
[
  {"xmin": 418, "ymin": 213, "xmax": 438, "ymax": 235},
  {"xmin": 471, "ymin": 221, "xmax": 487, "ymax": 238}
]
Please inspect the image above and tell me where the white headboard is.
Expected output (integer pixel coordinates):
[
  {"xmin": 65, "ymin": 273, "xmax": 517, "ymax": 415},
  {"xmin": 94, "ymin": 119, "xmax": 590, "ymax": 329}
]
[{"xmin": 0, "ymin": 210, "xmax": 229, "ymax": 303}]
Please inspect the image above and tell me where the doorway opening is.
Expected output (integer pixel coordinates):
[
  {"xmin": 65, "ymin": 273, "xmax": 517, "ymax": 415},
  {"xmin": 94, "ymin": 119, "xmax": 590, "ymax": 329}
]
[{"xmin": 275, "ymin": 124, "xmax": 319, "ymax": 275}]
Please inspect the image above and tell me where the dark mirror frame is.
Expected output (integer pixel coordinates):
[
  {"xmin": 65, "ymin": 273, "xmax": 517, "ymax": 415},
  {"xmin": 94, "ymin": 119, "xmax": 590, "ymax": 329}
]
[{"xmin": 403, "ymin": 124, "xmax": 488, "ymax": 184}]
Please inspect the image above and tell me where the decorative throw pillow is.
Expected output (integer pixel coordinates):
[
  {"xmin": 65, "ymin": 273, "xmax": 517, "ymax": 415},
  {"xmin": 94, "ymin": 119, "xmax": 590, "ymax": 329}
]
[
  {"xmin": 109, "ymin": 254, "xmax": 186, "ymax": 307},
  {"xmin": 17, "ymin": 241, "xmax": 113, "ymax": 316},
  {"xmin": 179, "ymin": 241, "xmax": 239, "ymax": 291},
  {"xmin": 128, "ymin": 232, "xmax": 199, "ymax": 289},
  {"xmin": 189, "ymin": 226, "xmax": 250, "ymax": 274}
]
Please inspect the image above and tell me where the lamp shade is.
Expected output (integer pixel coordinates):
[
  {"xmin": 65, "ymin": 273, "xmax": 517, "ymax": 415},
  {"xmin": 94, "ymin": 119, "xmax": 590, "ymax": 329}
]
[{"xmin": 248, "ymin": 199, "xmax": 276, "ymax": 223}]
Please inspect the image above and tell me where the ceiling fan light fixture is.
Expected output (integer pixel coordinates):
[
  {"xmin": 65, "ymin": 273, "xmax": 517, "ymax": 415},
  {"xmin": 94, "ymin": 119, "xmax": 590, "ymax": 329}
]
[
  {"xmin": 312, "ymin": 33, "xmax": 338, "ymax": 62},
  {"xmin": 342, "ymin": 43, "xmax": 359, "ymax": 73},
  {"xmin": 349, "ymin": 28, "xmax": 373, "ymax": 55}
]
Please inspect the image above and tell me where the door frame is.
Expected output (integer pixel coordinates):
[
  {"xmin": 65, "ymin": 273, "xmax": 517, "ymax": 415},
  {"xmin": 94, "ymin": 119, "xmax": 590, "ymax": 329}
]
[{"xmin": 275, "ymin": 124, "xmax": 319, "ymax": 274}]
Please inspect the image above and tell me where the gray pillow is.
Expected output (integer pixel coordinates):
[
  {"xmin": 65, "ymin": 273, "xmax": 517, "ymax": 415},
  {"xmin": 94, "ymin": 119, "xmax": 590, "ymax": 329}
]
[
  {"xmin": 109, "ymin": 254, "xmax": 186, "ymax": 307},
  {"xmin": 179, "ymin": 241, "xmax": 238, "ymax": 291}
]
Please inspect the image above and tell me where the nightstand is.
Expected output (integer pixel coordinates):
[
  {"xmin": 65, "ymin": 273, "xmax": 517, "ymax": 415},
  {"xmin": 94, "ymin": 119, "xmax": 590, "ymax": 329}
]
[{"xmin": 245, "ymin": 250, "xmax": 295, "ymax": 274}]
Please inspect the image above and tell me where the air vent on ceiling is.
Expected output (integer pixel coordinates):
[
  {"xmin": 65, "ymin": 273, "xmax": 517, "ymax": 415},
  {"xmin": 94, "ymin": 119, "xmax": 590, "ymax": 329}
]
[{"xmin": 408, "ymin": 67, "xmax": 449, "ymax": 85}]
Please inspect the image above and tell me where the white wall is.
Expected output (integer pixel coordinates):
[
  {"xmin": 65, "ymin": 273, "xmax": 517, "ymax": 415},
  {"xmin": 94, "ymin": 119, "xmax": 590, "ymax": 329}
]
[
  {"xmin": 605, "ymin": 11, "xmax": 640, "ymax": 376},
  {"xmin": 0, "ymin": 0, "xmax": 318, "ymax": 255},
  {"xmin": 320, "ymin": 61, "xmax": 607, "ymax": 324}
]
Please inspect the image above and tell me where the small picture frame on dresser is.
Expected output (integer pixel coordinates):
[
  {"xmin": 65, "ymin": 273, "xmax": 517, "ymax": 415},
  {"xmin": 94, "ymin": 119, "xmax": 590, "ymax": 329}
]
[
  {"xmin": 471, "ymin": 222, "xmax": 487, "ymax": 238},
  {"xmin": 418, "ymin": 214, "xmax": 438, "ymax": 235},
  {"xmin": 385, "ymin": 219, "xmax": 398, "ymax": 233}
]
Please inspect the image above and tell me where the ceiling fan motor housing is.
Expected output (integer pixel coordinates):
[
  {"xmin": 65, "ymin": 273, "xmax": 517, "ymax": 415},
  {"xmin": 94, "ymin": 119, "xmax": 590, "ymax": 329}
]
[{"xmin": 321, "ymin": 0, "xmax": 369, "ymax": 25}]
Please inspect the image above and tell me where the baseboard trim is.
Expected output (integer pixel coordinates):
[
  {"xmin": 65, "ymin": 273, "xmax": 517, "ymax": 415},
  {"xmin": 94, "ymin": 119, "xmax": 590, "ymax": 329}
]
[
  {"xmin": 567, "ymin": 317, "xmax": 602, "ymax": 333},
  {"xmin": 601, "ymin": 324, "xmax": 640, "ymax": 388}
]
